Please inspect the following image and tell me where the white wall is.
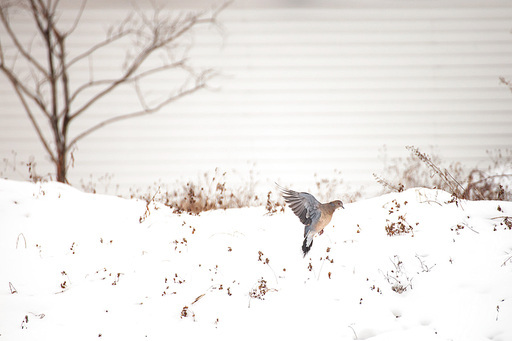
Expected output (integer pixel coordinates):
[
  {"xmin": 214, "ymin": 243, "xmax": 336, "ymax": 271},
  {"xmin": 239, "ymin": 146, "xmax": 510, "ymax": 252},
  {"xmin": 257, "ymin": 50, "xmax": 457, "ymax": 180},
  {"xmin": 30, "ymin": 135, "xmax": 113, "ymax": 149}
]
[{"xmin": 1, "ymin": 0, "xmax": 512, "ymax": 197}]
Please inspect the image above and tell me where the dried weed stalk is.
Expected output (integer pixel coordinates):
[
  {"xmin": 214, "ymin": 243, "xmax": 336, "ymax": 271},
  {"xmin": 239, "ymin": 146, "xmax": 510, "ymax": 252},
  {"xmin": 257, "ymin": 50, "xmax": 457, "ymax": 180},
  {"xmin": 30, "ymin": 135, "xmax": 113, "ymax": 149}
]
[{"xmin": 375, "ymin": 146, "xmax": 512, "ymax": 201}]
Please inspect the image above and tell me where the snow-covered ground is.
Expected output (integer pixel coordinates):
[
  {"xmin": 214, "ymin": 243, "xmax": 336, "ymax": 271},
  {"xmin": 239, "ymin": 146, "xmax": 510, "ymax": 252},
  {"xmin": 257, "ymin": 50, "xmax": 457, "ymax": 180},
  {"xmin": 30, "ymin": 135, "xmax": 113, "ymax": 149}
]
[{"xmin": 1, "ymin": 179, "xmax": 511, "ymax": 341}]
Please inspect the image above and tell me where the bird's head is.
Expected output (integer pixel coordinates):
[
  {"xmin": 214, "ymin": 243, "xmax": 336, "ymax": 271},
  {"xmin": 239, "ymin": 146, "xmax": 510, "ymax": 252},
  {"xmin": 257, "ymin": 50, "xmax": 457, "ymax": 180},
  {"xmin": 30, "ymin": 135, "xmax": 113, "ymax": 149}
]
[{"xmin": 330, "ymin": 200, "xmax": 344, "ymax": 210}]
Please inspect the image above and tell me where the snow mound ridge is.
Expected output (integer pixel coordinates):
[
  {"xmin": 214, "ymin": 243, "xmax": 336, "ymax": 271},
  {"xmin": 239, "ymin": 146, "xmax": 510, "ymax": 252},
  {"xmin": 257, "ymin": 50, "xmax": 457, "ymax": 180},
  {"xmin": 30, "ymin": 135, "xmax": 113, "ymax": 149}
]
[{"xmin": 1, "ymin": 179, "xmax": 511, "ymax": 341}]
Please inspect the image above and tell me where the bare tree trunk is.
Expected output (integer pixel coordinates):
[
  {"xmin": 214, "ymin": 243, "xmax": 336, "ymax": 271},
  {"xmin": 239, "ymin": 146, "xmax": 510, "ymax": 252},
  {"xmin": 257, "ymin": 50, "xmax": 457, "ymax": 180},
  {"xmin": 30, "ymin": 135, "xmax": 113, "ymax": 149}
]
[{"xmin": 57, "ymin": 144, "xmax": 67, "ymax": 183}]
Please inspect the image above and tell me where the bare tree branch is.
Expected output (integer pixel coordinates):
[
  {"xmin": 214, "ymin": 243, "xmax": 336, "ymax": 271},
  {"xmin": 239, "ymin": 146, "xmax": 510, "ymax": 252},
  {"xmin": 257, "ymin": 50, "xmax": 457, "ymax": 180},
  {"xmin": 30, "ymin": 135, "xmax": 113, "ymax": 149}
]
[
  {"xmin": 68, "ymin": 6, "xmax": 220, "ymax": 122},
  {"xmin": 62, "ymin": 0, "xmax": 86, "ymax": 38},
  {"xmin": 53, "ymin": 28, "xmax": 71, "ymax": 142},
  {"xmin": 65, "ymin": 16, "xmax": 135, "ymax": 70},
  {"xmin": 10, "ymin": 82, "xmax": 57, "ymax": 164},
  {"xmin": 134, "ymin": 78, "xmax": 149, "ymax": 111},
  {"xmin": 68, "ymin": 60, "xmax": 187, "ymax": 105},
  {"xmin": 0, "ymin": 25, "xmax": 4, "ymax": 64},
  {"xmin": 0, "ymin": 63, "xmax": 50, "ymax": 118},
  {"xmin": 0, "ymin": 3, "xmax": 48, "ymax": 76},
  {"xmin": 30, "ymin": 0, "xmax": 63, "ymax": 151},
  {"xmin": 68, "ymin": 78, "xmax": 210, "ymax": 148}
]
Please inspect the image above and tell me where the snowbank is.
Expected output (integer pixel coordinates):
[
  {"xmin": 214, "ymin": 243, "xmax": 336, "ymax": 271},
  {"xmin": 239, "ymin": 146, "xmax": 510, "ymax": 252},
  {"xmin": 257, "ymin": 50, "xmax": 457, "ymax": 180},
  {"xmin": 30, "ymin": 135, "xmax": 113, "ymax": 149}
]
[{"xmin": 1, "ymin": 179, "xmax": 511, "ymax": 340}]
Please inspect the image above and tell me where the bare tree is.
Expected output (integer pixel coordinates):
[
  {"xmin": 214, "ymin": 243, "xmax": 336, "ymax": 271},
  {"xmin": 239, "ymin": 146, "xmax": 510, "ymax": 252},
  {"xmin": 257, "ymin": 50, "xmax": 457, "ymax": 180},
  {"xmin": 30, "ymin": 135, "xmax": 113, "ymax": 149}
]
[{"xmin": 0, "ymin": 0, "xmax": 228, "ymax": 183}]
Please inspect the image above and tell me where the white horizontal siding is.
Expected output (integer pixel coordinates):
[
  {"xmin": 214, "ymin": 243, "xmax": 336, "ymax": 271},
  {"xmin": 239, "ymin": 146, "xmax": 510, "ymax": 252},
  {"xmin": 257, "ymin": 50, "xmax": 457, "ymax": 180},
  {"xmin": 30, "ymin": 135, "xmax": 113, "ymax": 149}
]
[{"xmin": 1, "ymin": 1, "xmax": 512, "ymax": 197}]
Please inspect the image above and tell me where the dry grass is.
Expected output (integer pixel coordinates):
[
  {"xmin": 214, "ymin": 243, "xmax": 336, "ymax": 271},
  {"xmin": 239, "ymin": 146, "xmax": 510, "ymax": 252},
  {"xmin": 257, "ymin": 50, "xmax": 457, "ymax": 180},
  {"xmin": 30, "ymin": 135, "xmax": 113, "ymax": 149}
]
[
  {"xmin": 384, "ymin": 199, "xmax": 416, "ymax": 237},
  {"xmin": 126, "ymin": 170, "xmax": 359, "ymax": 215},
  {"xmin": 130, "ymin": 168, "xmax": 261, "ymax": 215},
  {"xmin": 374, "ymin": 147, "xmax": 512, "ymax": 201},
  {"xmin": 1, "ymin": 151, "xmax": 47, "ymax": 183},
  {"xmin": 7, "ymin": 146, "xmax": 510, "ymax": 216},
  {"xmin": 314, "ymin": 170, "xmax": 363, "ymax": 204}
]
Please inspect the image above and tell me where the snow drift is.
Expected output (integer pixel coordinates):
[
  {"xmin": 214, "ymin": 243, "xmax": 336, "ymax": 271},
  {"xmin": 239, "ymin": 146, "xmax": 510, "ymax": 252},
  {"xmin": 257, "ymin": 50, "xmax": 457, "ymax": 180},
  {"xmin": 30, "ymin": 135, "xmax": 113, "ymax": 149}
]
[{"xmin": 1, "ymin": 179, "xmax": 511, "ymax": 340}]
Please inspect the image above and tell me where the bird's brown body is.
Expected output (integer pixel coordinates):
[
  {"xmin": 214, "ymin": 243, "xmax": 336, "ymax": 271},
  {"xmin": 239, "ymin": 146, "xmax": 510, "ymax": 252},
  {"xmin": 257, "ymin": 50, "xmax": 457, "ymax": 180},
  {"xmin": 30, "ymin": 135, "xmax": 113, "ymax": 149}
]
[{"xmin": 314, "ymin": 202, "xmax": 338, "ymax": 235}]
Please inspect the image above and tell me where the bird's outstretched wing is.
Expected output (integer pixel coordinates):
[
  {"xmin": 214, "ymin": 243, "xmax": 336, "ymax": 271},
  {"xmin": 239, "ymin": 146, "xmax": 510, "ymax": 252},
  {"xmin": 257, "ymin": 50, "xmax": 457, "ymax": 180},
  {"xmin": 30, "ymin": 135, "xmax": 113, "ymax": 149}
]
[{"xmin": 277, "ymin": 184, "xmax": 321, "ymax": 228}]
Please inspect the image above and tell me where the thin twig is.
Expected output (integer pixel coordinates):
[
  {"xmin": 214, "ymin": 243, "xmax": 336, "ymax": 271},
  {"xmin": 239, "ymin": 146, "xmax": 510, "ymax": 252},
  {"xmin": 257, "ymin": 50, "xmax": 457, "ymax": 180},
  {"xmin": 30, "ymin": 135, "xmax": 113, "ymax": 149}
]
[
  {"xmin": 0, "ymin": 64, "xmax": 51, "ymax": 118},
  {"xmin": 460, "ymin": 222, "xmax": 479, "ymax": 234},
  {"xmin": 16, "ymin": 233, "xmax": 27, "ymax": 249},
  {"xmin": 62, "ymin": 0, "xmax": 87, "ymax": 38},
  {"xmin": 502, "ymin": 254, "xmax": 512, "ymax": 267},
  {"xmin": 69, "ymin": 60, "xmax": 186, "ymax": 104},
  {"xmin": 9, "ymin": 83, "xmax": 57, "ymax": 163},
  {"xmin": 65, "ymin": 26, "xmax": 135, "ymax": 70},
  {"xmin": 0, "ymin": 3, "xmax": 48, "ymax": 75},
  {"xmin": 348, "ymin": 325, "xmax": 358, "ymax": 340},
  {"xmin": 68, "ymin": 79, "xmax": 208, "ymax": 147},
  {"xmin": 418, "ymin": 199, "xmax": 443, "ymax": 206},
  {"xmin": 9, "ymin": 282, "xmax": 18, "ymax": 294}
]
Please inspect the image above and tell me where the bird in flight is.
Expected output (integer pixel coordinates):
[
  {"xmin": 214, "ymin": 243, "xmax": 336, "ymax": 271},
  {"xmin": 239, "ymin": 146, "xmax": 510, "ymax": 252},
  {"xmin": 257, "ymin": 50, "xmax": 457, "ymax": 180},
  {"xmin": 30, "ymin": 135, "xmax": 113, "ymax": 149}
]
[{"xmin": 277, "ymin": 184, "xmax": 344, "ymax": 257}]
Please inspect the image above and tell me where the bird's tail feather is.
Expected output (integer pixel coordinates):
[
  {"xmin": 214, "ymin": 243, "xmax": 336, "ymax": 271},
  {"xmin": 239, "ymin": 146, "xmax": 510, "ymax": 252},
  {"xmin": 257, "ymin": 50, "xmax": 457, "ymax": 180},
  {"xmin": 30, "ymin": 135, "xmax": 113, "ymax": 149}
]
[{"xmin": 302, "ymin": 237, "xmax": 313, "ymax": 257}]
